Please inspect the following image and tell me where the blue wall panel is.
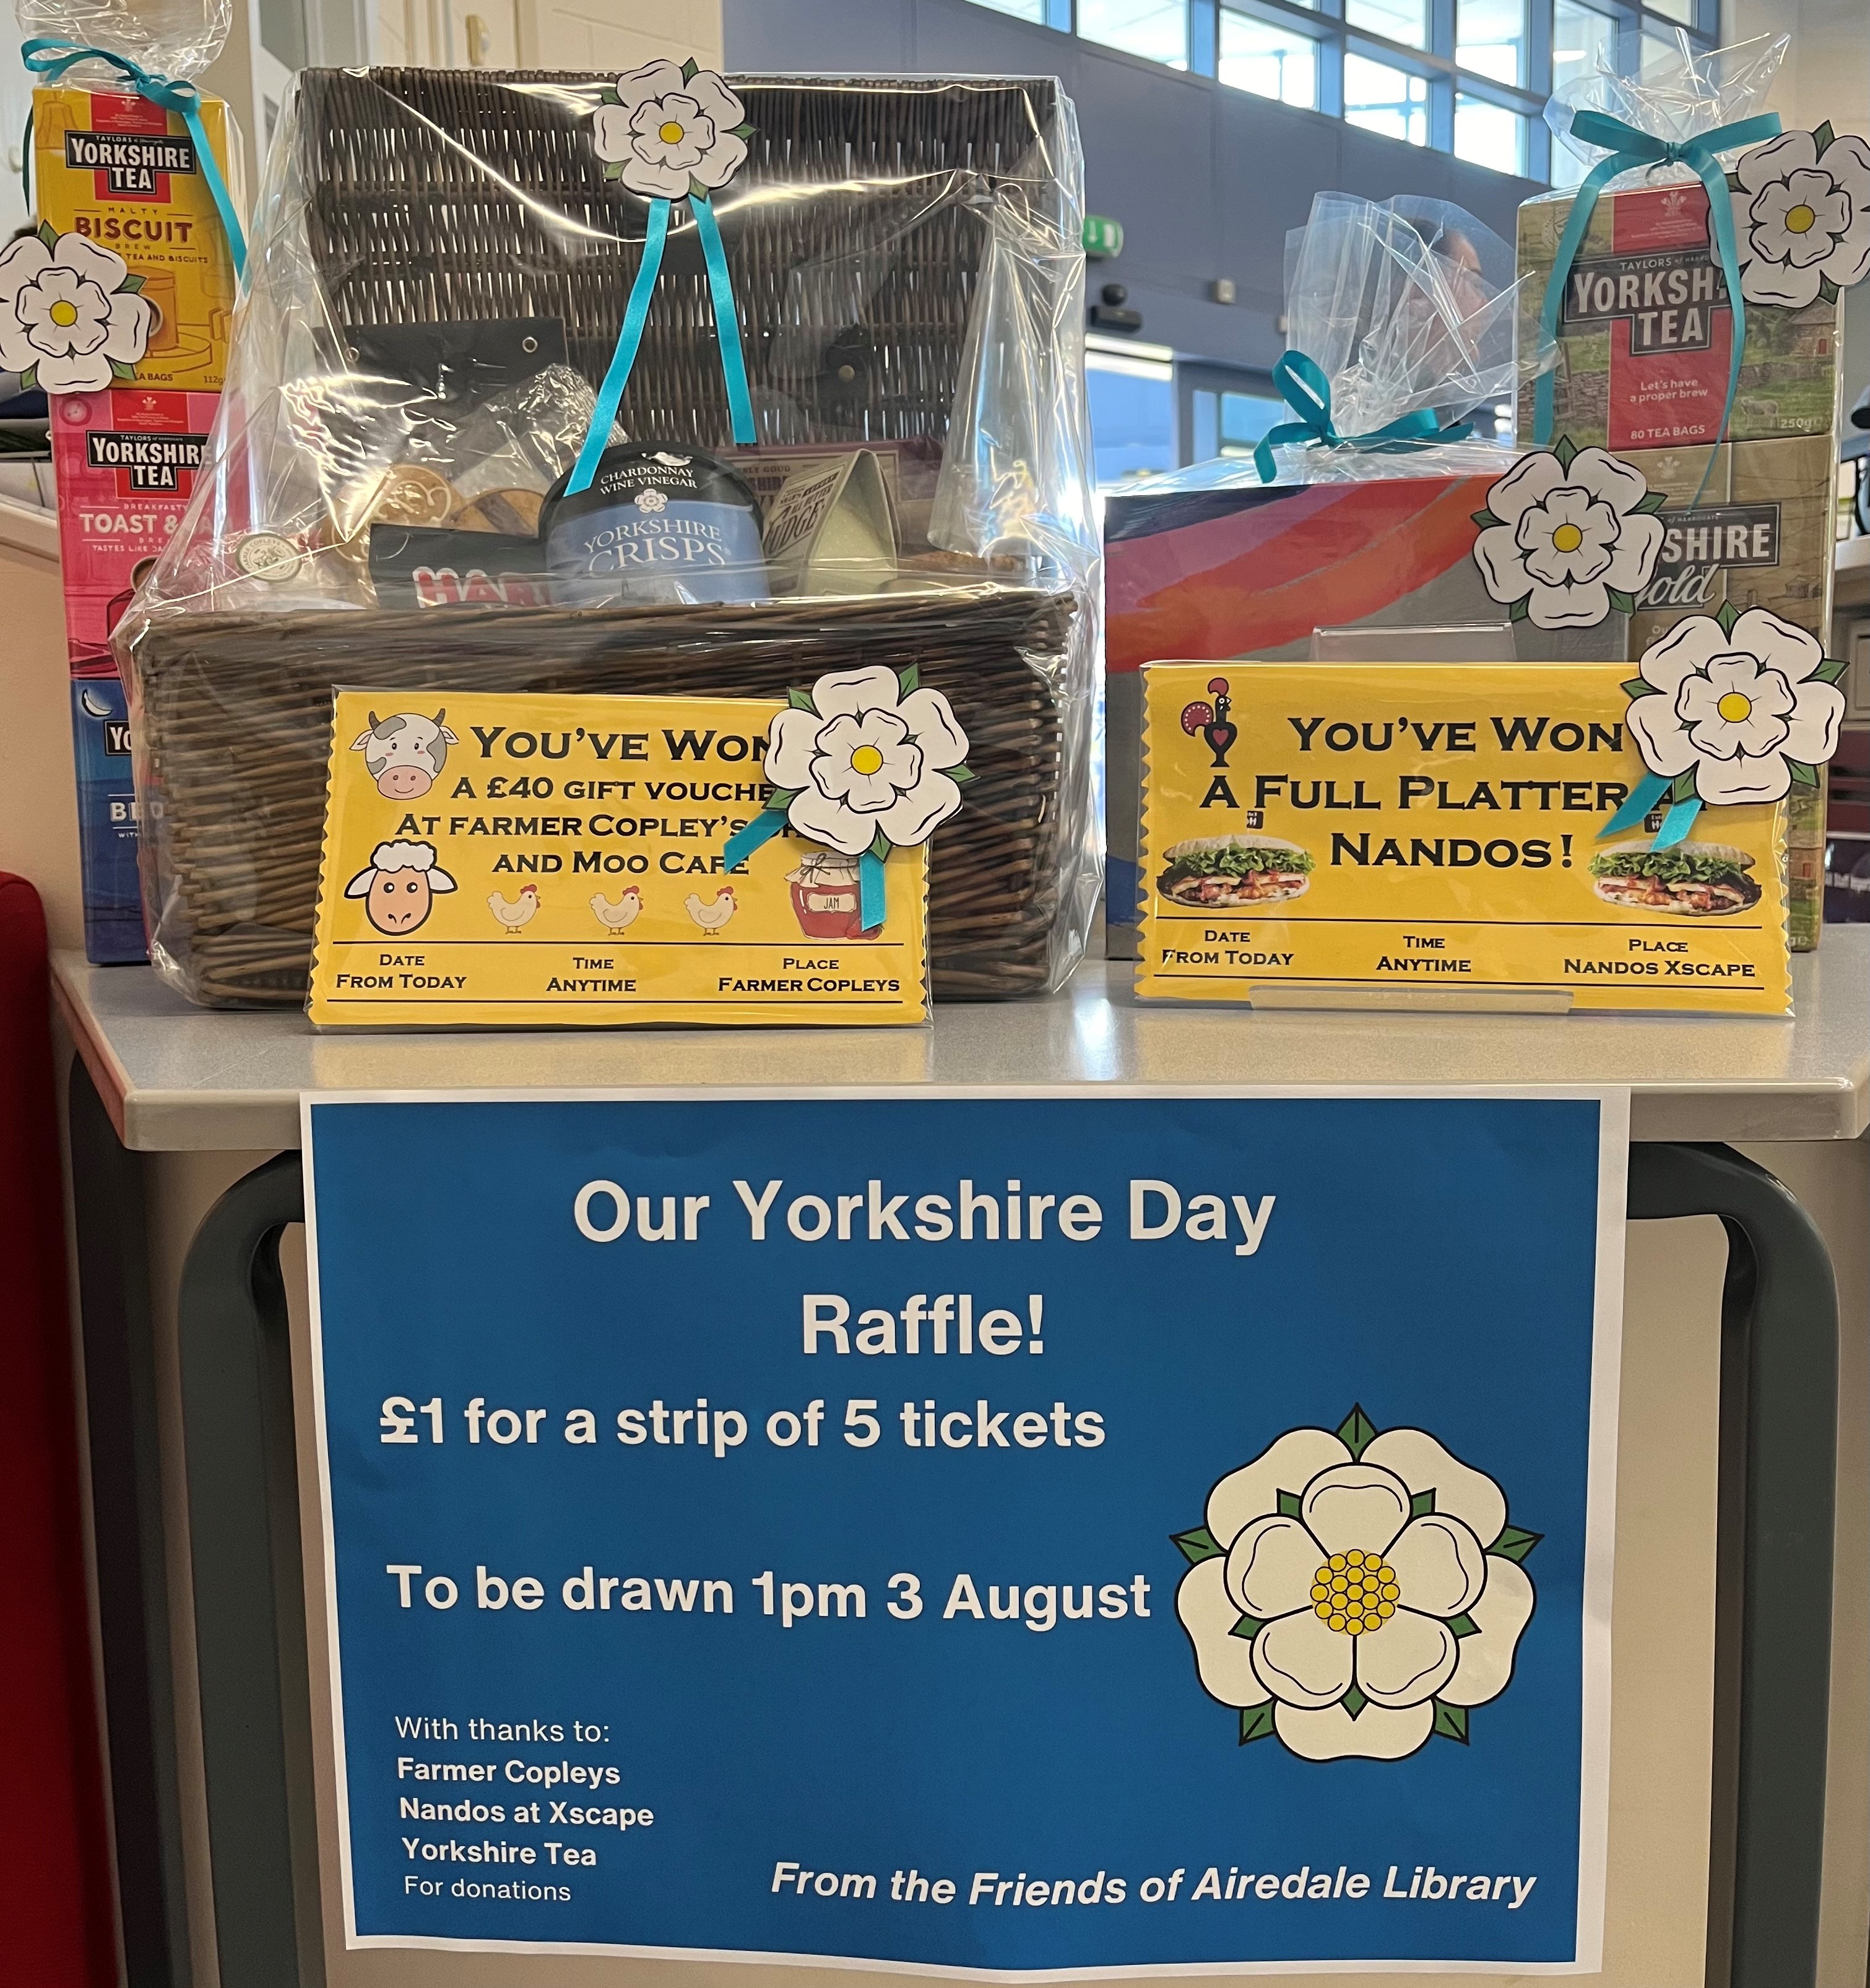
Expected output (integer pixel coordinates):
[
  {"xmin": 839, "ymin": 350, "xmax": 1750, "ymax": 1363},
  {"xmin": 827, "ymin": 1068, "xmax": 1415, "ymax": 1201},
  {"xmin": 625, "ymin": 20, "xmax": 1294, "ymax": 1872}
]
[{"xmin": 724, "ymin": 0, "xmax": 1540, "ymax": 372}]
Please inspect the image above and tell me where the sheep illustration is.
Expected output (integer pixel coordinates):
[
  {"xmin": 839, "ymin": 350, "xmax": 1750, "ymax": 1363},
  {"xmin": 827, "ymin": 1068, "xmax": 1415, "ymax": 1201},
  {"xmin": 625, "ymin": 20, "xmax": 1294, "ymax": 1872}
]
[{"xmin": 344, "ymin": 840, "xmax": 457, "ymax": 936}]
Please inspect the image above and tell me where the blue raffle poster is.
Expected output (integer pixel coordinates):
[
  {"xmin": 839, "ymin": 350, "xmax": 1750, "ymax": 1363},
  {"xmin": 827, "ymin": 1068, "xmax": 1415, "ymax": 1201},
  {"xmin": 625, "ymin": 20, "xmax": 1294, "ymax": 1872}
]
[{"xmin": 303, "ymin": 1088, "xmax": 1627, "ymax": 1976}]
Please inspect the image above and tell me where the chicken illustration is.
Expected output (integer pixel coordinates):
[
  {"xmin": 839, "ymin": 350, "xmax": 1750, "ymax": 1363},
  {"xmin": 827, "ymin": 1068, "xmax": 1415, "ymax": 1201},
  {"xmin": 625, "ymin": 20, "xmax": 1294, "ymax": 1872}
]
[
  {"xmin": 590, "ymin": 886, "xmax": 643, "ymax": 934},
  {"xmin": 684, "ymin": 886, "xmax": 737, "ymax": 934},
  {"xmin": 487, "ymin": 883, "xmax": 540, "ymax": 932}
]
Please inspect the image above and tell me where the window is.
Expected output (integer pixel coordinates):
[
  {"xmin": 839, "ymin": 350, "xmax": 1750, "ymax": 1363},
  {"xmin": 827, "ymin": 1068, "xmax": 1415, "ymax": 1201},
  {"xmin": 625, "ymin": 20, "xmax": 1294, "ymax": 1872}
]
[
  {"xmin": 1218, "ymin": 8, "xmax": 1320, "ymax": 110},
  {"xmin": 1346, "ymin": 0, "xmax": 1428, "ymax": 49},
  {"xmin": 1551, "ymin": 0, "xmax": 1618, "ymax": 97},
  {"xmin": 961, "ymin": 0, "xmax": 1717, "ymax": 189},
  {"xmin": 1457, "ymin": 0, "xmax": 1525, "ymax": 85},
  {"xmin": 1086, "ymin": 345, "xmax": 1177, "ymax": 488},
  {"xmin": 1344, "ymin": 54, "xmax": 1430, "ymax": 146},
  {"xmin": 1455, "ymin": 94, "xmax": 1527, "ymax": 173},
  {"xmin": 1190, "ymin": 386, "xmax": 1285, "ymax": 461},
  {"xmin": 1078, "ymin": 0, "xmax": 1190, "ymax": 68}
]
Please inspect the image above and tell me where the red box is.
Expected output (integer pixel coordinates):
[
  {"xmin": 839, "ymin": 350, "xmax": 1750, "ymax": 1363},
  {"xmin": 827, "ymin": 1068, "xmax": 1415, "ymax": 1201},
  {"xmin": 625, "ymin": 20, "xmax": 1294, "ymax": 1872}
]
[{"xmin": 53, "ymin": 386, "xmax": 216, "ymax": 672}]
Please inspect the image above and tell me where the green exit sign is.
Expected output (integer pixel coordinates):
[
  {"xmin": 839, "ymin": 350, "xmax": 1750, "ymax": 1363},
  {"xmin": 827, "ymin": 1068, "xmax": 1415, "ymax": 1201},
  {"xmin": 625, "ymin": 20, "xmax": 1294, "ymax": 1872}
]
[{"xmin": 1083, "ymin": 214, "xmax": 1124, "ymax": 259}]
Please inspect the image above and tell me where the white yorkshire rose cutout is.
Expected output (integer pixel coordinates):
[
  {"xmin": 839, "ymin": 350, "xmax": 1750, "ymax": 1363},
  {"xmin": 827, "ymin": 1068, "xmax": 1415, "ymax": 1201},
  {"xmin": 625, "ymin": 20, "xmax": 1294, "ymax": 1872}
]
[
  {"xmin": 0, "ymin": 227, "xmax": 152, "ymax": 393},
  {"xmin": 591, "ymin": 58, "xmax": 753, "ymax": 199},
  {"xmin": 1473, "ymin": 439, "xmax": 1666, "ymax": 630},
  {"xmin": 1625, "ymin": 605, "xmax": 1847, "ymax": 808},
  {"xmin": 1736, "ymin": 124, "xmax": 1870, "ymax": 311},
  {"xmin": 1175, "ymin": 1406, "xmax": 1538, "ymax": 1761},
  {"xmin": 764, "ymin": 665, "xmax": 972, "ymax": 858}
]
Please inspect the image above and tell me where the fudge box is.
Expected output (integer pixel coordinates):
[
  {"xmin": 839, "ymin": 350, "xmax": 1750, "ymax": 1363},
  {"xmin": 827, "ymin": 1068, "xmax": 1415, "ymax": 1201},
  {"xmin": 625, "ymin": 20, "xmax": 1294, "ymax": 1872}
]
[
  {"xmin": 69, "ymin": 673, "xmax": 145, "ymax": 964},
  {"xmin": 53, "ymin": 386, "xmax": 216, "ymax": 668},
  {"xmin": 32, "ymin": 85, "xmax": 238, "ymax": 392},
  {"xmin": 1101, "ymin": 473, "xmax": 1627, "ymax": 956},
  {"xmin": 1517, "ymin": 181, "xmax": 1841, "ymax": 452}
]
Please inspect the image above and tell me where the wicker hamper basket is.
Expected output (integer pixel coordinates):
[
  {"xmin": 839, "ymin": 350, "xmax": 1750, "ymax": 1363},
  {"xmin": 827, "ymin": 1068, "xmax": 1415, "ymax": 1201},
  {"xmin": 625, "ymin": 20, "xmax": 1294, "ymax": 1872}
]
[
  {"xmin": 123, "ymin": 67, "xmax": 1096, "ymax": 1010},
  {"xmin": 133, "ymin": 589, "xmax": 1075, "ymax": 1005}
]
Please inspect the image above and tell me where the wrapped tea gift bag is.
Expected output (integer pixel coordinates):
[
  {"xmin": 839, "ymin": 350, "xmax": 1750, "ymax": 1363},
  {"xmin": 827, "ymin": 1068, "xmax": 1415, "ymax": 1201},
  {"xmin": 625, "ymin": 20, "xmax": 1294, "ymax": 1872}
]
[{"xmin": 1520, "ymin": 31, "xmax": 1868, "ymax": 945}]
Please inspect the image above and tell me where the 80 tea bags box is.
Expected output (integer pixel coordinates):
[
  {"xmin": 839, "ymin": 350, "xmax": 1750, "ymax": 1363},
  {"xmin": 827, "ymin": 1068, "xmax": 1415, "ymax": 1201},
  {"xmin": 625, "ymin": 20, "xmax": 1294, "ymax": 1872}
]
[{"xmin": 1517, "ymin": 33, "xmax": 1855, "ymax": 947}]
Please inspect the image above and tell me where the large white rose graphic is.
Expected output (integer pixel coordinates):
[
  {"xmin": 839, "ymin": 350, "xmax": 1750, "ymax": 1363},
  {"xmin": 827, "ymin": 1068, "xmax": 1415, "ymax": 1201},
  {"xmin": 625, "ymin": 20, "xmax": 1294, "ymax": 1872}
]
[
  {"xmin": 1734, "ymin": 124, "xmax": 1870, "ymax": 311},
  {"xmin": 592, "ymin": 58, "xmax": 752, "ymax": 200},
  {"xmin": 0, "ymin": 226, "xmax": 152, "ymax": 393},
  {"xmin": 1625, "ymin": 603, "xmax": 1846, "ymax": 808},
  {"xmin": 1175, "ymin": 1406, "xmax": 1537, "ymax": 1762},
  {"xmin": 1473, "ymin": 438, "xmax": 1666, "ymax": 629},
  {"xmin": 764, "ymin": 663, "xmax": 972, "ymax": 858}
]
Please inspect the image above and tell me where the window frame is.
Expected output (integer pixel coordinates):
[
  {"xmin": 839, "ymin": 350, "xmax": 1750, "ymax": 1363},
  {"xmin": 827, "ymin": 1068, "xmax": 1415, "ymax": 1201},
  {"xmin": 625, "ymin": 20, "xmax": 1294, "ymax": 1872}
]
[{"xmin": 978, "ymin": 0, "xmax": 1719, "ymax": 187}]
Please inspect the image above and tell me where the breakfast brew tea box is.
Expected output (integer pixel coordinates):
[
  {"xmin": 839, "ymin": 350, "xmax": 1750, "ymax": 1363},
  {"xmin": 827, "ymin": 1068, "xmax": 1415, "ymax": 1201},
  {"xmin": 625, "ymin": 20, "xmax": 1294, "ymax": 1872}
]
[
  {"xmin": 1135, "ymin": 661, "xmax": 1790, "ymax": 1015},
  {"xmin": 309, "ymin": 688, "xmax": 930, "ymax": 1028}
]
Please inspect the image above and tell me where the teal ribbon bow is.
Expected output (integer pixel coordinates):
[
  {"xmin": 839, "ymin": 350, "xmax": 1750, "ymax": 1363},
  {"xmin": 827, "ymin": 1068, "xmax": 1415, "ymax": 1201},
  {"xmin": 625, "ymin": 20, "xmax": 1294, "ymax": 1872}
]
[
  {"xmin": 566, "ymin": 191, "xmax": 755, "ymax": 493},
  {"xmin": 1253, "ymin": 350, "xmax": 1470, "ymax": 484},
  {"xmin": 1598, "ymin": 767, "xmax": 1702, "ymax": 850},
  {"xmin": 20, "ymin": 38, "xmax": 246, "ymax": 283},
  {"xmin": 1533, "ymin": 108, "xmax": 1782, "ymax": 486},
  {"xmin": 720, "ymin": 811, "xmax": 886, "ymax": 926}
]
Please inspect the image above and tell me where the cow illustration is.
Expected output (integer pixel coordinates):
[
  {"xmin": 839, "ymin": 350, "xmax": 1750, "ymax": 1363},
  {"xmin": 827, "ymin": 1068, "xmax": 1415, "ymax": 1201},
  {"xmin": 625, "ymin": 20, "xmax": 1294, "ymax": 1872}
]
[
  {"xmin": 350, "ymin": 709, "xmax": 458, "ymax": 800},
  {"xmin": 344, "ymin": 840, "xmax": 456, "ymax": 935}
]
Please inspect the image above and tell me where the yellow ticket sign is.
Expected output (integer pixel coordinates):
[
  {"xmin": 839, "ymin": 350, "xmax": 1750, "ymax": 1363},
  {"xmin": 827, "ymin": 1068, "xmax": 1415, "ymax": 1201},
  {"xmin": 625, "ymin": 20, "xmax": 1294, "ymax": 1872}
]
[
  {"xmin": 1136, "ymin": 662, "xmax": 1789, "ymax": 1015},
  {"xmin": 310, "ymin": 690, "xmax": 927, "ymax": 1027}
]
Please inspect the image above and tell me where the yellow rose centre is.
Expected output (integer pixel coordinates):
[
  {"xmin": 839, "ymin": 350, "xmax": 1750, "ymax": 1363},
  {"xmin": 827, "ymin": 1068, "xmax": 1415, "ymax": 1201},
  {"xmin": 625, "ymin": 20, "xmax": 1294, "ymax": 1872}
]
[
  {"xmin": 1784, "ymin": 203, "xmax": 1817, "ymax": 235},
  {"xmin": 1549, "ymin": 522, "xmax": 1584, "ymax": 553},
  {"xmin": 658, "ymin": 120, "xmax": 686, "ymax": 144},
  {"xmin": 1717, "ymin": 691, "xmax": 1754, "ymax": 724},
  {"xmin": 1311, "ymin": 1548, "xmax": 1400, "ymax": 1635},
  {"xmin": 48, "ymin": 299, "xmax": 79, "ymax": 327},
  {"xmin": 849, "ymin": 744, "xmax": 885, "ymax": 776}
]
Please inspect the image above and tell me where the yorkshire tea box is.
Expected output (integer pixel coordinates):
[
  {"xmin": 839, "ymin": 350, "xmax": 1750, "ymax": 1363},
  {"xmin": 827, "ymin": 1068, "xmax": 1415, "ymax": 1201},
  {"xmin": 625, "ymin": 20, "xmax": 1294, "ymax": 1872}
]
[
  {"xmin": 1135, "ymin": 661, "xmax": 1790, "ymax": 1015},
  {"xmin": 1517, "ymin": 181, "xmax": 1840, "ymax": 451},
  {"xmin": 53, "ymin": 386, "xmax": 216, "ymax": 667},
  {"xmin": 32, "ymin": 85, "xmax": 238, "ymax": 391},
  {"xmin": 310, "ymin": 689, "xmax": 929, "ymax": 1028},
  {"xmin": 1518, "ymin": 181, "xmax": 1840, "ymax": 949}
]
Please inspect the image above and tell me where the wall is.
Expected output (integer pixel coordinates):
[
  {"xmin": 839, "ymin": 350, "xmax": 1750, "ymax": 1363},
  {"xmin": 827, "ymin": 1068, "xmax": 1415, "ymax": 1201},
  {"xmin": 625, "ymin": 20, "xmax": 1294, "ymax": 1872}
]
[
  {"xmin": 723, "ymin": 0, "xmax": 1541, "ymax": 371},
  {"xmin": 0, "ymin": 526, "xmax": 84, "ymax": 953},
  {"xmin": 524, "ymin": 0, "xmax": 721, "ymax": 75}
]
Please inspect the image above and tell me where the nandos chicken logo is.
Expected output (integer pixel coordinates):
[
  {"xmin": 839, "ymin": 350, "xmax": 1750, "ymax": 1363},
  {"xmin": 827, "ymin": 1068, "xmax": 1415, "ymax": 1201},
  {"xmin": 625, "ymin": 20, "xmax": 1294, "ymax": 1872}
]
[{"xmin": 1181, "ymin": 679, "xmax": 1241, "ymax": 808}]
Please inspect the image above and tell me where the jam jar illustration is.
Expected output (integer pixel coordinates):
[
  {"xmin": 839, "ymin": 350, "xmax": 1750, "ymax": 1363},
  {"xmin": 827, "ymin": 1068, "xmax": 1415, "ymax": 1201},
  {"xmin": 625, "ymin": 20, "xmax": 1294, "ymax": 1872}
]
[{"xmin": 787, "ymin": 852, "xmax": 882, "ymax": 940}]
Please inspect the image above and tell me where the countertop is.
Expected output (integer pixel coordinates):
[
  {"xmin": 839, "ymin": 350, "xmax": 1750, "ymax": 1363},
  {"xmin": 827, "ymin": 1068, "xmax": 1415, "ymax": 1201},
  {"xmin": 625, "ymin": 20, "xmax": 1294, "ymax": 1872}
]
[{"xmin": 53, "ymin": 933, "xmax": 1870, "ymax": 1152}]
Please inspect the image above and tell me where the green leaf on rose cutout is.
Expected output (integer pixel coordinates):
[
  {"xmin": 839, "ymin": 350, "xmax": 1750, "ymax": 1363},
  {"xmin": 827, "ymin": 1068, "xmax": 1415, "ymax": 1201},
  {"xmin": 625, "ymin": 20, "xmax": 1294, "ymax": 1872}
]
[
  {"xmin": 1335, "ymin": 1404, "xmax": 1379, "ymax": 1459},
  {"xmin": 1433, "ymin": 1701, "xmax": 1470, "ymax": 1744},
  {"xmin": 1488, "ymin": 1524, "xmax": 1543, "ymax": 1563},
  {"xmin": 1171, "ymin": 1525, "xmax": 1224, "ymax": 1566},
  {"xmin": 1239, "ymin": 1703, "xmax": 1277, "ymax": 1745}
]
